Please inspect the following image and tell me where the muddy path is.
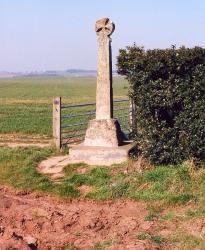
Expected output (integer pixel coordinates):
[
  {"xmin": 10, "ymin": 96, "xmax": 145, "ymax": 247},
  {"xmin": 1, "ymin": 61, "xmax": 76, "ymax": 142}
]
[
  {"xmin": 0, "ymin": 186, "xmax": 162, "ymax": 250},
  {"xmin": 0, "ymin": 186, "xmax": 203, "ymax": 249}
]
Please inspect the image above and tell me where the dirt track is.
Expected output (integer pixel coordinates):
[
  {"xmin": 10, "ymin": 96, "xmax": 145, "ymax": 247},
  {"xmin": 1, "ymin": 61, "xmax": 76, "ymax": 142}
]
[
  {"xmin": 0, "ymin": 186, "xmax": 204, "ymax": 249},
  {"xmin": 0, "ymin": 134, "xmax": 51, "ymax": 148},
  {"xmin": 0, "ymin": 186, "xmax": 161, "ymax": 250}
]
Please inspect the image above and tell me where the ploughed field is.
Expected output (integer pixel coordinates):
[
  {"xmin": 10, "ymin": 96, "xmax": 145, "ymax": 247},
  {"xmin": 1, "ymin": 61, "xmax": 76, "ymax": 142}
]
[
  {"xmin": 0, "ymin": 76, "xmax": 128, "ymax": 136},
  {"xmin": 2, "ymin": 184, "xmax": 205, "ymax": 250}
]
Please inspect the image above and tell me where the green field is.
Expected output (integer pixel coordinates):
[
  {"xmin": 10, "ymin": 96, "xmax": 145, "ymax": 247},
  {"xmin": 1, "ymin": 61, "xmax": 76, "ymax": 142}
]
[{"xmin": 0, "ymin": 76, "xmax": 128, "ymax": 136}]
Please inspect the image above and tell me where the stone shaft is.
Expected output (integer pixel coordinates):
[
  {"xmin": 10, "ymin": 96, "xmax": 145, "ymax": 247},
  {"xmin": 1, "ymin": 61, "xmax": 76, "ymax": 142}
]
[
  {"xmin": 95, "ymin": 18, "xmax": 114, "ymax": 120},
  {"xmin": 96, "ymin": 35, "xmax": 113, "ymax": 119}
]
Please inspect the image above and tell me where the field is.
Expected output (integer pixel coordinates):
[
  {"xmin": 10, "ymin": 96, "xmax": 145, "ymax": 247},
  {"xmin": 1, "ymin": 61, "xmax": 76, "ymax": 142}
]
[
  {"xmin": 0, "ymin": 76, "xmax": 128, "ymax": 136},
  {"xmin": 1, "ymin": 76, "xmax": 205, "ymax": 249}
]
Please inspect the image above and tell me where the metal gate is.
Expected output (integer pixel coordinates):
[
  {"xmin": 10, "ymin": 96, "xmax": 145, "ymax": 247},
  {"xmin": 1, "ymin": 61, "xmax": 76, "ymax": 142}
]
[{"xmin": 53, "ymin": 97, "xmax": 134, "ymax": 148}]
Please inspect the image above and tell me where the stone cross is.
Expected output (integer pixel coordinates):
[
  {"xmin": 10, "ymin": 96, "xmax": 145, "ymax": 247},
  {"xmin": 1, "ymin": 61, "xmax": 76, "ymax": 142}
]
[
  {"xmin": 68, "ymin": 17, "xmax": 133, "ymax": 165},
  {"xmin": 95, "ymin": 18, "xmax": 115, "ymax": 120},
  {"xmin": 83, "ymin": 18, "xmax": 122, "ymax": 147}
]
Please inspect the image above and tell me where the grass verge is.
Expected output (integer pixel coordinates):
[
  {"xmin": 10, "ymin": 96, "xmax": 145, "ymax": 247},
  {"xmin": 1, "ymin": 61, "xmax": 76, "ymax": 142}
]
[{"xmin": 0, "ymin": 146, "xmax": 205, "ymax": 207}]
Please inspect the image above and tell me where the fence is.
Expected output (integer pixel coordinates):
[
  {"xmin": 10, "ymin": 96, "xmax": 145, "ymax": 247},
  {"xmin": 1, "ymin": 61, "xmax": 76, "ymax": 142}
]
[{"xmin": 53, "ymin": 97, "xmax": 135, "ymax": 148}]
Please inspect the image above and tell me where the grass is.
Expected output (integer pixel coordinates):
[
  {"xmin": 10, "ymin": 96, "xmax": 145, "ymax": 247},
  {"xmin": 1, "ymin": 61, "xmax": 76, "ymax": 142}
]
[
  {"xmin": 128, "ymin": 165, "xmax": 198, "ymax": 205},
  {"xmin": 136, "ymin": 226, "xmax": 205, "ymax": 249},
  {"xmin": 0, "ymin": 76, "xmax": 128, "ymax": 136},
  {"xmin": 0, "ymin": 146, "xmax": 205, "ymax": 207},
  {"xmin": 0, "ymin": 76, "xmax": 128, "ymax": 101},
  {"xmin": 0, "ymin": 146, "xmax": 55, "ymax": 192},
  {"xmin": 185, "ymin": 207, "xmax": 205, "ymax": 219},
  {"xmin": 136, "ymin": 232, "xmax": 164, "ymax": 244},
  {"xmin": 91, "ymin": 239, "xmax": 114, "ymax": 249},
  {"xmin": 0, "ymin": 103, "xmax": 52, "ymax": 135},
  {"xmin": 136, "ymin": 230, "xmax": 205, "ymax": 249},
  {"xmin": 170, "ymin": 232, "xmax": 204, "ymax": 250}
]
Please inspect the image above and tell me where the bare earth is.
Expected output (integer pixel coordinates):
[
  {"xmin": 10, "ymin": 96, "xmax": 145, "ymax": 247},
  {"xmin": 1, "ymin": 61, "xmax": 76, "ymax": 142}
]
[
  {"xmin": 0, "ymin": 134, "xmax": 51, "ymax": 148},
  {"xmin": 1, "ymin": 186, "xmax": 204, "ymax": 250},
  {"xmin": 0, "ymin": 186, "xmax": 158, "ymax": 250}
]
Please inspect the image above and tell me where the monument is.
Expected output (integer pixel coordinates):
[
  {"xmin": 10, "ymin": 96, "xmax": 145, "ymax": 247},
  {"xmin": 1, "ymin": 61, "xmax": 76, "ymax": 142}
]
[
  {"xmin": 84, "ymin": 18, "xmax": 122, "ymax": 147},
  {"xmin": 68, "ymin": 18, "xmax": 133, "ymax": 165}
]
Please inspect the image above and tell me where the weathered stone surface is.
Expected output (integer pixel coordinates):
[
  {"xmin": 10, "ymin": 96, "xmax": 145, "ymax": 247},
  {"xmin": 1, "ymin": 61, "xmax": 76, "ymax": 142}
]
[
  {"xmin": 95, "ymin": 17, "xmax": 115, "ymax": 36},
  {"xmin": 69, "ymin": 143, "xmax": 134, "ymax": 166},
  {"xmin": 95, "ymin": 17, "xmax": 114, "ymax": 120},
  {"xmin": 67, "ymin": 18, "xmax": 133, "ymax": 166},
  {"xmin": 82, "ymin": 17, "xmax": 122, "ymax": 148},
  {"xmin": 84, "ymin": 119, "xmax": 122, "ymax": 147}
]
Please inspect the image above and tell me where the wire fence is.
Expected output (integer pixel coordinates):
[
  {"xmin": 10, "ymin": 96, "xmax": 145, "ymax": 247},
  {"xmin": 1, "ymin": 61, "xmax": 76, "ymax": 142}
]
[{"xmin": 58, "ymin": 99, "xmax": 132, "ymax": 146}]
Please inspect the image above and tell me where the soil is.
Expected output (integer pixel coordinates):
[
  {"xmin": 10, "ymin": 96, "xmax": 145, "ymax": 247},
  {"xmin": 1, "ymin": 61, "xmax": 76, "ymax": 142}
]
[
  {"xmin": 0, "ymin": 186, "xmax": 204, "ymax": 249},
  {"xmin": 0, "ymin": 186, "xmax": 161, "ymax": 250},
  {"xmin": 0, "ymin": 134, "xmax": 51, "ymax": 148}
]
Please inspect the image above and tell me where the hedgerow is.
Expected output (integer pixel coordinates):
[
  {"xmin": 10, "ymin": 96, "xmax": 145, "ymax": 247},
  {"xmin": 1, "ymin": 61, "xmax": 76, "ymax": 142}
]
[{"xmin": 117, "ymin": 45, "xmax": 205, "ymax": 164}]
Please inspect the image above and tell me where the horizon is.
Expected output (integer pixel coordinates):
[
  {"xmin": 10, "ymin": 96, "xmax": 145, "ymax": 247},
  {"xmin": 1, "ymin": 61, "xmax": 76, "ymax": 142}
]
[
  {"xmin": 0, "ymin": 68, "xmax": 97, "ymax": 74},
  {"xmin": 1, "ymin": 0, "xmax": 205, "ymax": 72}
]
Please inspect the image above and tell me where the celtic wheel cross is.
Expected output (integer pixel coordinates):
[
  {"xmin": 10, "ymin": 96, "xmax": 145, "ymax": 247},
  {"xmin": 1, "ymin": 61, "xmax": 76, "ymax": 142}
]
[
  {"xmin": 95, "ymin": 17, "xmax": 115, "ymax": 37},
  {"xmin": 95, "ymin": 18, "xmax": 115, "ymax": 120}
]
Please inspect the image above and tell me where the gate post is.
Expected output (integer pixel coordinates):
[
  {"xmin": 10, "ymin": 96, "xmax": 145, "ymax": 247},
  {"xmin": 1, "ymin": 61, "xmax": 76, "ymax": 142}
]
[{"xmin": 53, "ymin": 97, "xmax": 61, "ymax": 149}]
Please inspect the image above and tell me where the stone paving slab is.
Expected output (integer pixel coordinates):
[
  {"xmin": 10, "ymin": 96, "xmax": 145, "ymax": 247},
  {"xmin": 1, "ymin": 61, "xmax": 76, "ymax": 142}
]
[{"xmin": 37, "ymin": 155, "xmax": 70, "ymax": 179}]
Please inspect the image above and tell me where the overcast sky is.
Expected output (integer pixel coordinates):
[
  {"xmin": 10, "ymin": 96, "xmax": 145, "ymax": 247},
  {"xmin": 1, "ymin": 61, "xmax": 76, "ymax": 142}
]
[{"xmin": 1, "ymin": 0, "xmax": 205, "ymax": 72}]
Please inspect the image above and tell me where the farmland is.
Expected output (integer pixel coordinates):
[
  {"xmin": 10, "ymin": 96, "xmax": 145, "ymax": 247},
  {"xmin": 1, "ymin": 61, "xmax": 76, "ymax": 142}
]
[
  {"xmin": 0, "ymin": 76, "xmax": 128, "ymax": 136},
  {"xmin": 1, "ymin": 76, "xmax": 204, "ymax": 249}
]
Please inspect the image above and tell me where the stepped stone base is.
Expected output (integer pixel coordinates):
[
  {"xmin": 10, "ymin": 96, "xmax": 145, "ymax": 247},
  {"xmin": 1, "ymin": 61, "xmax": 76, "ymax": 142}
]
[
  {"xmin": 68, "ymin": 142, "xmax": 134, "ymax": 166},
  {"xmin": 84, "ymin": 119, "xmax": 122, "ymax": 147}
]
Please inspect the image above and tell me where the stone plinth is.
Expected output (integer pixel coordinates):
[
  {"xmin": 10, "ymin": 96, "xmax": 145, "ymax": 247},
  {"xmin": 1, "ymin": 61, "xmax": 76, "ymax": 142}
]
[
  {"xmin": 84, "ymin": 119, "xmax": 122, "ymax": 147},
  {"xmin": 68, "ymin": 143, "xmax": 134, "ymax": 166}
]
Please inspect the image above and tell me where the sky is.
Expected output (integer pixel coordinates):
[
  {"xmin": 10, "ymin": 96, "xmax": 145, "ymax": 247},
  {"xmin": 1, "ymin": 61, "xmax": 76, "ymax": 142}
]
[{"xmin": 1, "ymin": 0, "xmax": 205, "ymax": 72}]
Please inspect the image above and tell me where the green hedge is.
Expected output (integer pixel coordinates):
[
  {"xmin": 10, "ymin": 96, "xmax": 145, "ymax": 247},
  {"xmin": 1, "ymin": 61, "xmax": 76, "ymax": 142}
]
[{"xmin": 117, "ymin": 45, "xmax": 205, "ymax": 164}]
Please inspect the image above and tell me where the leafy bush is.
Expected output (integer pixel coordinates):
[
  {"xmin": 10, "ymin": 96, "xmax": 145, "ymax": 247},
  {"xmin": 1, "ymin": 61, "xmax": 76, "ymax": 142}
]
[{"xmin": 117, "ymin": 45, "xmax": 205, "ymax": 164}]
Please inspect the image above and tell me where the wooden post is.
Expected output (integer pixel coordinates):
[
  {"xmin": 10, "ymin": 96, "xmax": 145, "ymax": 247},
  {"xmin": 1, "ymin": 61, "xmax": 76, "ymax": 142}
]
[{"xmin": 53, "ymin": 97, "xmax": 61, "ymax": 149}]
